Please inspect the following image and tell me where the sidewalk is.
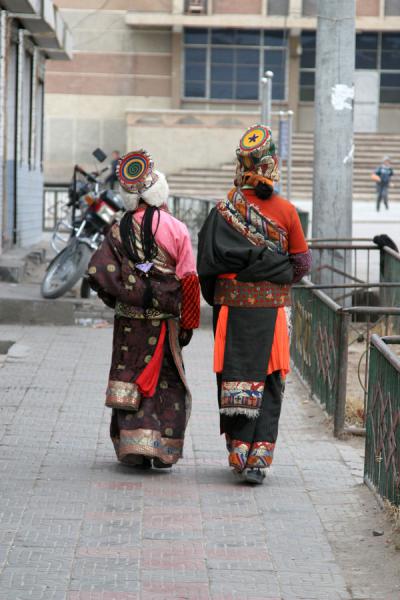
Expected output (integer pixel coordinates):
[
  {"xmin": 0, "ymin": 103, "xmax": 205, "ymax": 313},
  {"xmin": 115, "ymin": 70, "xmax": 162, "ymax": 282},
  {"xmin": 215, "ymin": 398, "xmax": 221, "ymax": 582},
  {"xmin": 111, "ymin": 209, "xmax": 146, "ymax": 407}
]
[{"xmin": 0, "ymin": 324, "xmax": 398, "ymax": 600}]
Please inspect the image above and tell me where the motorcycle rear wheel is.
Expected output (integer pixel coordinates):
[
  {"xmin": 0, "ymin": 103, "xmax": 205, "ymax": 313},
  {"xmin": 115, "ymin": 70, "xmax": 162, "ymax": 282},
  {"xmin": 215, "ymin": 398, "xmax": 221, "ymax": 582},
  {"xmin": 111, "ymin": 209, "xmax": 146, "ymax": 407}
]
[{"xmin": 41, "ymin": 241, "xmax": 92, "ymax": 299}]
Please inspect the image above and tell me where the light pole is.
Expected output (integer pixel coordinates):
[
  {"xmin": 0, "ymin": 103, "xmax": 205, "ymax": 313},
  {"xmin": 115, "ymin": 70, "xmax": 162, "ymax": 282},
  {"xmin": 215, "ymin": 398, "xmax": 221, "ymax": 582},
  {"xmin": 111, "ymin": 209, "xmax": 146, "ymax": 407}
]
[{"xmin": 261, "ymin": 70, "xmax": 274, "ymax": 125}]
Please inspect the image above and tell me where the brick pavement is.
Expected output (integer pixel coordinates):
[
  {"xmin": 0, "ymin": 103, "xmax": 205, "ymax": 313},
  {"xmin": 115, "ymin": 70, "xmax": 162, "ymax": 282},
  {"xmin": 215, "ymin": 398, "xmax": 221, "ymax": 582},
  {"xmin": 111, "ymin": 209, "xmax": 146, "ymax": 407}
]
[{"xmin": 0, "ymin": 324, "xmax": 399, "ymax": 600}]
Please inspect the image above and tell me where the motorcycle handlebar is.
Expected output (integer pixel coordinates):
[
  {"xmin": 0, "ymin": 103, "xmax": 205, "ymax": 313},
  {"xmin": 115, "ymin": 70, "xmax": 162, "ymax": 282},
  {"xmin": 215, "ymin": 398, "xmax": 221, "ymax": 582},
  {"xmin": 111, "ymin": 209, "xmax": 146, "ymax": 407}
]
[{"xmin": 74, "ymin": 165, "xmax": 98, "ymax": 183}]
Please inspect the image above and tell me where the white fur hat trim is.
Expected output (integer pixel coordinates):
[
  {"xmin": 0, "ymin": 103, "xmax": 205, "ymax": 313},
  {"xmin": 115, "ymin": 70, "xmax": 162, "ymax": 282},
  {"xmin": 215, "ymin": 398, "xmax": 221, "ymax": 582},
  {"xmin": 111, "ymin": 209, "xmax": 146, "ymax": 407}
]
[
  {"xmin": 120, "ymin": 188, "xmax": 139, "ymax": 211},
  {"xmin": 141, "ymin": 171, "xmax": 169, "ymax": 207}
]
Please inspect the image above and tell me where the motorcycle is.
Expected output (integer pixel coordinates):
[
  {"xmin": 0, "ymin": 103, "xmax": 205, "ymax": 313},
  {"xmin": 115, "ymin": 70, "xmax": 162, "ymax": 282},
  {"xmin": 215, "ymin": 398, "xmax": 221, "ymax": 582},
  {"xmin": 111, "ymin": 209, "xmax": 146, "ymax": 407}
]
[{"xmin": 41, "ymin": 153, "xmax": 124, "ymax": 299}]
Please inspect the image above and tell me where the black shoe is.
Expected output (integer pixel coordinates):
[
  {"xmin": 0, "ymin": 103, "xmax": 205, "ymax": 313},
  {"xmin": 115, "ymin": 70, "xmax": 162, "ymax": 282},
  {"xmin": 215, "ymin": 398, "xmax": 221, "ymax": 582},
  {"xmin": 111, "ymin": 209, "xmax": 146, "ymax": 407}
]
[
  {"xmin": 136, "ymin": 457, "xmax": 152, "ymax": 470},
  {"xmin": 153, "ymin": 457, "xmax": 172, "ymax": 469},
  {"xmin": 243, "ymin": 468, "xmax": 266, "ymax": 485},
  {"xmin": 121, "ymin": 454, "xmax": 152, "ymax": 470}
]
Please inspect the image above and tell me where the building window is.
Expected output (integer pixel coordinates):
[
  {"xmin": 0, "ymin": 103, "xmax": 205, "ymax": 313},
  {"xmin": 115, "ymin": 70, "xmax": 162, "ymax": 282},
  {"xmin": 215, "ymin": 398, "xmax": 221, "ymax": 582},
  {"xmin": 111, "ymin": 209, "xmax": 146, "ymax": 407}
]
[
  {"xmin": 302, "ymin": 0, "xmax": 318, "ymax": 16},
  {"xmin": 299, "ymin": 31, "xmax": 316, "ymax": 101},
  {"xmin": 385, "ymin": 0, "xmax": 400, "ymax": 16},
  {"xmin": 380, "ymin": 33, "xmax": 400, "ymax": 102},
  {"xmin": 300, "ymin": 31, "xmax": 400, "ymax": 104},
  {"xmin": 268, "ymin": 0, "xmax": 289, "ymax": 16},
  {"xmin": 356, "ymin": 33, "xmax": 378, "ymax": 69},
  {"xmin": 183, "ymin": 28, "xmax": 288, "ymax": 101}
]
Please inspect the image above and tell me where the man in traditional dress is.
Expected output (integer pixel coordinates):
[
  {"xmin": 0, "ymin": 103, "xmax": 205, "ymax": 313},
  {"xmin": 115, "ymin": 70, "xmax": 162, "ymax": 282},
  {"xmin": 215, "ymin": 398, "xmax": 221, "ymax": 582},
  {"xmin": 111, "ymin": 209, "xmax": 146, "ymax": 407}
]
[
  {"xmin": 197, "ymin": 125, "xmax": 311, "ymax": 484},
  {"xmin": 88, "ymin": 150, "xmax": 200, "ymax": 469}
]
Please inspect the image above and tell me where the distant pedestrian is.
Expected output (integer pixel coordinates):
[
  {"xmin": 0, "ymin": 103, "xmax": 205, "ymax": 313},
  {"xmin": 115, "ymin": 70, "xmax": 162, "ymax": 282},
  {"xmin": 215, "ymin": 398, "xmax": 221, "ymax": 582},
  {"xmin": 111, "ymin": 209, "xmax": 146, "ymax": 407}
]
[
  {"xmin": 105, "ymin": 150, "xmax": 121, "ymax": 189},
  {"xmin": 88, "ymin": 150, "xmax": 200, "ymax": 470},
  {"xmin": 197, "ymin": 125, "xmax": 311, "ymax": 485},
  {"xmin": 373, "ymin": 156, "xmax": 393, "ymax": 212}
]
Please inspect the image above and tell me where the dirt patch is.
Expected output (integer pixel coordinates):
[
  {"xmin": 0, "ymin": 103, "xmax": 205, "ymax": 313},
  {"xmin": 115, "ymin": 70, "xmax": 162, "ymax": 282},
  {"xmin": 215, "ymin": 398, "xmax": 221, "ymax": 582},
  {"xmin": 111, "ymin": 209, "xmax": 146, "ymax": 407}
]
[{"xmin": 345, "ymin": 322, "xmax": 400, "ymax": 427}]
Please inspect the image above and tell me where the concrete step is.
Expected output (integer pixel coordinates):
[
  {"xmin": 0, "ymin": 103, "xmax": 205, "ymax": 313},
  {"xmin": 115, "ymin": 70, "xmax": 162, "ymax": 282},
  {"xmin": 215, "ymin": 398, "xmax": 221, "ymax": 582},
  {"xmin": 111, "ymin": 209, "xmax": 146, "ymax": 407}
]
[{"xmin": 169, "ymin": 131, "xmax": 400, "ymax": 204}]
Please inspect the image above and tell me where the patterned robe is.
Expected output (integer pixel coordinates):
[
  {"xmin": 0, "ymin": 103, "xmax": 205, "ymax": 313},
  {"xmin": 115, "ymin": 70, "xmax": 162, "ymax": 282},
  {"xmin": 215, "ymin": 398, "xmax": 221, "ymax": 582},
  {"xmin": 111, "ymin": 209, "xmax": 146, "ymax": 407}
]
[{"xmin": 88, "ymin": 210, "xmax": 199, "ymax": 464}]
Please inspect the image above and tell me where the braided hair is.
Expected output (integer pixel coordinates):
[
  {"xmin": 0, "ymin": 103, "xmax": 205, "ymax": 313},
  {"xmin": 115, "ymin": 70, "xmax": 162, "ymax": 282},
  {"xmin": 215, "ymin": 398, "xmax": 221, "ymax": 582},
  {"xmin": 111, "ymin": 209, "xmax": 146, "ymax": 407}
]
[{"xmin": 120, "ymin": 205, "xmax": 161, "ymax": 312}]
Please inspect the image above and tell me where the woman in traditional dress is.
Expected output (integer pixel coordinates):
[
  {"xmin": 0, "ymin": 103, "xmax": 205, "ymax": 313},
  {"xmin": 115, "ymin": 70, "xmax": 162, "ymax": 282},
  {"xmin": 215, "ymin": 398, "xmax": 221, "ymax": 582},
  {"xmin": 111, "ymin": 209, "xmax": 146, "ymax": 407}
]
[
  {"xmin": 197, "ymin": 125, "xmax": 311, "ymax": 484},
  {"xmin": 88, "ymin": 150, "xmax": 200, "ymax": 469}
]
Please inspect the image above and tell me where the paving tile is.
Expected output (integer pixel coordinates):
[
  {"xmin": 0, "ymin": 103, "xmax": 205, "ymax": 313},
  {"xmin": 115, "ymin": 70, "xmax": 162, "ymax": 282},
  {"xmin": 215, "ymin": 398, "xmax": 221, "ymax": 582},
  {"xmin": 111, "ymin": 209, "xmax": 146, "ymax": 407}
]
[{"xmin": 0, "ymin": 325, "xmax": 399, "ymax": 600}]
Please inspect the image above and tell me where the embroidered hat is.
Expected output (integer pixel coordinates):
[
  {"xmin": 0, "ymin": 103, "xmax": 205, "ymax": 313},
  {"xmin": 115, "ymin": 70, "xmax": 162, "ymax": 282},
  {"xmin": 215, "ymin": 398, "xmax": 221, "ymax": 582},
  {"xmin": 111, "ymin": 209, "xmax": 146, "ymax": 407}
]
[
  {"xmin": 235, "ymin": 124, "xmax": 280, "ymax": 187},
  {"xmin": 116, "ymin": 149, "xmax": 169, "ymax": 209}
]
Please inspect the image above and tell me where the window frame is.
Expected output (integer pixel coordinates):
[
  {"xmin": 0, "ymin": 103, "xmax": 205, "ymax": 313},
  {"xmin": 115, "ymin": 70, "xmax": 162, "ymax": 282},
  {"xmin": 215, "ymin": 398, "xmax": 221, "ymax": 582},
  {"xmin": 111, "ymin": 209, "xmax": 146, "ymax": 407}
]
[
  {"xmin": 299, "ymin": 30, "xmax": 400, "ymax": 105},
  {"xmin": 182, "ymin": 28, "xmax": 288, "ymax": 102}
]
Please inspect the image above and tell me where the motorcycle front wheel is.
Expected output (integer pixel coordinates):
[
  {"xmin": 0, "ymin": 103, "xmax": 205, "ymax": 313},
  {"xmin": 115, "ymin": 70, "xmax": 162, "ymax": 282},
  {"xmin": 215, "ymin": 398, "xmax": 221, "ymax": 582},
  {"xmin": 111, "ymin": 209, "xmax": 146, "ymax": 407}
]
[{"xmin": 41, "ymin": 241, "xmax": 93, "ymax": 299}]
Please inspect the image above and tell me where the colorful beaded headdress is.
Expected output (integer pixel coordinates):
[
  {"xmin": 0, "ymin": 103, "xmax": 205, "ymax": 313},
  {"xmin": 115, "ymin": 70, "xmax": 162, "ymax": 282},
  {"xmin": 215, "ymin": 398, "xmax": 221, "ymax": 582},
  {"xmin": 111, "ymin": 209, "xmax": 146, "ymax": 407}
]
[
  {"xmin": 116, "ymin": 149, "xmax": 169, "ymax": 209},
  {"xmin": 235, "ymin": 124, "xmax": 280, "ymax": 188},
  {"xmin": 116, "ymin": 150, "xmax": 158, "ymax": 194}
]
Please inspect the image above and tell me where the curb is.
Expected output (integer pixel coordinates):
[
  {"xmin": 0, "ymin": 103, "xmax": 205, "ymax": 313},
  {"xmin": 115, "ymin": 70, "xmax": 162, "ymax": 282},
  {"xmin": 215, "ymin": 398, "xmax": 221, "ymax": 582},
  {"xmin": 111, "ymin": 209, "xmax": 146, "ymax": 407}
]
[{"xmin": 0, "ymin": 296, "xmax": 213, "ymax": 327}]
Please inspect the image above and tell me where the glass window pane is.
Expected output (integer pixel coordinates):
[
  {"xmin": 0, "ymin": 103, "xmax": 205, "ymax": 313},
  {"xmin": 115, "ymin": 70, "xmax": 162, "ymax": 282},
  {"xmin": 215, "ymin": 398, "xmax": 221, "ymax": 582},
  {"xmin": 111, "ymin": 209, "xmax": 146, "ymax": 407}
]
[
  {"xmin": 265, "ymin": 49, "xmax": 285, "ymax": 67},
  {"xmin": 300, "ymin": 49, "xmax": 316, "ymax": 69},
  {"xmin": 381, "ymin": 73, "xmax": 400, "ymax": 87},
  {"xmin": 211, "ymin": 64, "xmax": 234, "ymax": 82},
  {"xmin": 272, "ymin": 84, "xmax": 285, "ymax": 100},
  {"xmin": 382, "ymin": 33, "xmax": 400, "ymax": 50},
  {"xmin": 356, "ymin": 49, "xmax": 378, "ymax": 69},
  {"xmin": 211, "ymin": 29, "xmax": 236, "ymax": 45},
  {"xmin": 211, "ymin": 47, "xmax": 234, "ymax": 63},
  {"xmin": 381, "ymin": 50, "xmax": 400, "ymax": 69},
  {"xmin": 211, "ymin": 81, "xmax": 234, "ymax": 99},
  {"xmin": 300, "ymin": 71, "xmax": 315, "ymax": 85},
  {"xmin": 236, "ymin": 48, "xmax": 260, "ymax": 65},
  {"xmin": 268, "ymin": 0, "xmax": 289, "ymax": 16},
  {"xmin": 385, "ymin": 0, "xmax": 400, "ymax": 16},
  {"xmin": 380, "ymin": 87, "xmax": 400, "ymax": 102},
  {"xmin": 184, "ymin": 28, "xmax": 208, "ymax": 44},
  {"xmin": 185, "ymin": 62, "xmax": 206, "ymax": 81},
  {"xmin": 236, "ymin": 65, "xmax": 260, "ymax": 82},
  {"xmin": 302, "ymin": 0, "xmax": 318, "ymax": 16},
  {"xmin": 264, "ymin": 30, "xmax": 285, "ymax": 46},
  {"xmin": 235, "ymin": 83, "xmax": 259, "ymax": 100},
  {"xmin": 185, "ymin": 80, "xmax": 206, "ymax": 97},
  {"xmin": 236, "ymin": 30, "xmax": 260, "ymax": 46},
  {"xmin": 185, "ymin": 48, "xmax": 207, "ymax": 62},
  {"xmin": 356, "ymin": 33, "xmax": 378, "ymax": 50},
  {"xmin": 300, "ymin": 87, "xmax": 315, "ymax": 101},
  {"xmin": 301, "ymin": 31, "xmax": 316, "ymax": 49}
]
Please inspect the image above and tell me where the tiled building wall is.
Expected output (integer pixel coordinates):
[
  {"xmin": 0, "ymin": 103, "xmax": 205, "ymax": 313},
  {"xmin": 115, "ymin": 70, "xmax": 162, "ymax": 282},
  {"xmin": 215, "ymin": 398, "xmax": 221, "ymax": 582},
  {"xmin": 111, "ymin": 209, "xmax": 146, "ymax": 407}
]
[
  {"xmin": 16, "ymin": 165, "xmax": 44, "ymax": 248},
  {"xmin": 45, "ymin": 3, "xmax": 174, "ymax": 182}
]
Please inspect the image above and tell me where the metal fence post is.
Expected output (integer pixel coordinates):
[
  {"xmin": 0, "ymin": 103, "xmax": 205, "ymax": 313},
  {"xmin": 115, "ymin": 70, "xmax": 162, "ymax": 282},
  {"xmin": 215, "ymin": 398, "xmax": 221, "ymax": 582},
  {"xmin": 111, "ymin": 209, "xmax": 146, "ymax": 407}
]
[
  {"xmin": 173, "ymin": 196, "xmax": 180, "ymax": 220},
  {"xmin": 261, "ymin": 70, "xmax": 274, "ymax": 124},
  {"xmin": 334, "ymin": 310, "xmax": 350, "ymax": 438}
]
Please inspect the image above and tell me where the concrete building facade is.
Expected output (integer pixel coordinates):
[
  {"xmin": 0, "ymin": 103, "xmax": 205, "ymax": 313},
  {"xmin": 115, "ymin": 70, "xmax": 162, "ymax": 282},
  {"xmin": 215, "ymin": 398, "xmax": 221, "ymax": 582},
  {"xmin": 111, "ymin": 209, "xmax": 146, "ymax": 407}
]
[
  {"xmin": 45, "ymin": 0, "xmax": 400, "ymax": 181},
  {"xmin": 0, "ymin": 0, "xmax": 71, "ymax": 255}
]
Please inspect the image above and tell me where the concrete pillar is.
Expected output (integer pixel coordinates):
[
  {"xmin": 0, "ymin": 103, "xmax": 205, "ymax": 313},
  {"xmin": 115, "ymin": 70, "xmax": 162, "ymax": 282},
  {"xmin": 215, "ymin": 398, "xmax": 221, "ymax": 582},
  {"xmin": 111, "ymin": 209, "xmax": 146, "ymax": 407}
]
[
  {"xmin": 171, "ymin": 27, "xmax": 182, "ymax": 109},
  {"xmin": 312, "ymin": 0, "xmax": 355, "ymax": 243},
  {"xmin": 0, "ymin": 11, "xmax": 7, "ymax": 255},
  {"xmin": 289, "ymin": 0, "xmax": 303, "ymax": 16}
]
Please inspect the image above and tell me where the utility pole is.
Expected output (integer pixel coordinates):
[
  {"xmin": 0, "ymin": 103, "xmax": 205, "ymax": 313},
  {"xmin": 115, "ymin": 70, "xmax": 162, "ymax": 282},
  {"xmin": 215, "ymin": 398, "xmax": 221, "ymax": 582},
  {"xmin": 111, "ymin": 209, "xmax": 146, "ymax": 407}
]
[{"xmin": 312, "ymin": 0, "xmax": 355, "ymax": 247}]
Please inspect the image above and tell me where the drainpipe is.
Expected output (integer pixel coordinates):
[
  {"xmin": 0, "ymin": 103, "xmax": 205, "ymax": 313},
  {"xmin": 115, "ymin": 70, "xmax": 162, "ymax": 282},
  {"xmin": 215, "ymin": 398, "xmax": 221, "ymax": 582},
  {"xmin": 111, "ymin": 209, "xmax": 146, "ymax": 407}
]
[
  {"xmin": 0, "ymin": 10, "xmax": 7, "ymax": 254},
  {"xmin": 13, "ymin": 27, "xmax": 30, "ymax": 245},
  {"xmin": 30, "ymin": 47, "xmax": 38, "ymax": 169}
]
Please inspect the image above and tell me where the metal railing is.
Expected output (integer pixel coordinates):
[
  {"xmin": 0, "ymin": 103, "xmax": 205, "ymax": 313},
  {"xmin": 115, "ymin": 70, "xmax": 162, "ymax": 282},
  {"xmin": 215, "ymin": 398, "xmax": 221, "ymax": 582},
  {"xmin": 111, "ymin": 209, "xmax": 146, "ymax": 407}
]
[
  {"xmin": 364, "ymin": 335, "xmax": 400, "ymax": 506},
  {"xmin": 43, "ymin": 185, "xmax": 70, "ymax": 232},
  {"xmin": 381, "ymin": 246, "xmax": 400, "ymax": 333},
  {"xmin": 43, "ymin": 188, "xmax": 215, "ymax": 244},
  {"xmin": 309, "ymin": 239, "xmax": 380, "ymax": 289},
  {"xmin": 291, "ymin": 276, "xmax": 400, "ymax": 437},
  {"xmin": 169, "ymin": 195, "xmax": 216, "ymax": 246},
  {"xmin": 291, "ymin": 281, "xmax": 350, "ymax": 436}
]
